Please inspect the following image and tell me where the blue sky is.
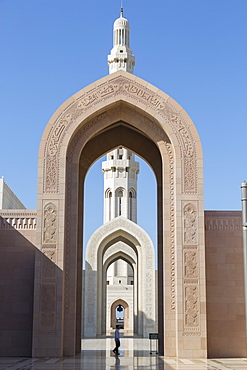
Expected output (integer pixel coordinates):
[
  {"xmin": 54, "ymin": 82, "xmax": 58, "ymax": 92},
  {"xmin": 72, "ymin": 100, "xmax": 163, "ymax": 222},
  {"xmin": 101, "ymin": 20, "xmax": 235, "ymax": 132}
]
[{"xmin": 1, "ymin": 0, "xmax": 247, "ymax": 249}]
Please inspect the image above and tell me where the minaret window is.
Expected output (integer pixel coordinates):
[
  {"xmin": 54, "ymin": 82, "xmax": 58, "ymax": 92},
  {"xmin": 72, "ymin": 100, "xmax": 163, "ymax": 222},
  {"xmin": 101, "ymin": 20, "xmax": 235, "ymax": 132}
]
[
  {"xmin": 118, "ymin": 190, "xmax": 123, "ymax": 216},
  {"xmin": 109, "ymin": 192, "xmax": 112, "ymax": 220},
  {"xmin": 105, "ymin": 188, "xmax": 112, "ymax": 221},
  {"xmin": 129, "ymin": 188, "xmax": 136, "ymax": 221},
  {"xmin": 129, "ymin": 192, "xmax": 132, "ymax": 220}
]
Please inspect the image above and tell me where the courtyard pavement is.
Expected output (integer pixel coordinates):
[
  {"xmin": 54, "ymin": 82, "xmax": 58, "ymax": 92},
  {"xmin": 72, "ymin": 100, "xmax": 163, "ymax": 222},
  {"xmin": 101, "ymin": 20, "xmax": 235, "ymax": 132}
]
[{"xmin": 0, "ymin": 336, "xmax": 247, "ymax": 369}]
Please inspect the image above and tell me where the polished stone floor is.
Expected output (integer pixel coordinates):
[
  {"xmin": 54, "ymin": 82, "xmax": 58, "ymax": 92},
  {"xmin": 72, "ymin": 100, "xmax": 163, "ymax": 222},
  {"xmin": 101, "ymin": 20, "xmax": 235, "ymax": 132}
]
[{"xmin": 1, "ymin": 336, "xmax": 247, "ymax": 370}]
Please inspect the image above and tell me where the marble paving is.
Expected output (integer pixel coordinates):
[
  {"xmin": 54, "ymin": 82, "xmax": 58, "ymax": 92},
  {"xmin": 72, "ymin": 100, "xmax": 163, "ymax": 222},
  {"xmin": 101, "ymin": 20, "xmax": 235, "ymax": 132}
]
[{"xmin": 0, "ymin": 336, "xmax": 247, "ymax": 369}]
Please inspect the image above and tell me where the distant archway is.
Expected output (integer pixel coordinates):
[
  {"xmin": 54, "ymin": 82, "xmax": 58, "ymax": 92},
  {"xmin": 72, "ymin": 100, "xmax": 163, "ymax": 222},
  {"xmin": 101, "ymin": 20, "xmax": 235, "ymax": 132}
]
[
  {"xmin": 84, "ymin": 216, "xmax": 155, "ymax": 337},
  {"xmin": 111, "ymin": 299, "xmax": 130, "ymax": 330}
]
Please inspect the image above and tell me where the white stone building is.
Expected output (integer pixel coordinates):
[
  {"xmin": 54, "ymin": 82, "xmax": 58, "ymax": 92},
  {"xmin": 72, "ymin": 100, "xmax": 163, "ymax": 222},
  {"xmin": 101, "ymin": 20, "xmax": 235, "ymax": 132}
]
[{"xmin": 0, "ymin": 177, "xmax": 26, "ymax": 209}]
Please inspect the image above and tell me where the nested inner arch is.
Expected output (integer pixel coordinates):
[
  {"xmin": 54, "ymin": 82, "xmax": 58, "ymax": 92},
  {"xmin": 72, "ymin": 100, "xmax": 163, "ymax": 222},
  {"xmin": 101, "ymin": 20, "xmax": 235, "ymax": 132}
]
[
  {"xmin": 103, "ymin": 249, "xmax": 137, "ymax": 333},
  {"xmin": 68, "ymin": 113, "xmax": 166, "ymax": 353},
  {"xmin": 111, "ymin": 298, "xmax": 130, "ymax": 330}
]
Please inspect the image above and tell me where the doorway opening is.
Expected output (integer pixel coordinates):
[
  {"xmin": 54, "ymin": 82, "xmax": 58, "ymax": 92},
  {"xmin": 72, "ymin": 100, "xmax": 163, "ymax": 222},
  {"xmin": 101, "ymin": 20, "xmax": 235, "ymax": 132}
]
[{"xmin": 82, "ymin": 149, "xmax": 157, "ymax": 339}]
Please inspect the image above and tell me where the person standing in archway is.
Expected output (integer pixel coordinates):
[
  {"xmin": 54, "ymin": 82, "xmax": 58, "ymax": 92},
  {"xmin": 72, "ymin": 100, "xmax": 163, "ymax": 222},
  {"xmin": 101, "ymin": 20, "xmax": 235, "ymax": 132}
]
[{"xmin": 113, "ymin": 325, "xmax": 120, "ymax": 355}]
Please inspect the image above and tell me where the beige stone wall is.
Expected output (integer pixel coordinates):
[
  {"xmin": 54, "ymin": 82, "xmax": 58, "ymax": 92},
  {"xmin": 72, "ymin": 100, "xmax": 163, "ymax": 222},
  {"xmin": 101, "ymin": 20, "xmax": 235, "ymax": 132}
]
[
  {"xmin": 0, "ymin": 211, "xmax": 36, "ymax": 356},
  {"xmin": 205, "ymin": 211, "xmax": 247, "ymax": 358},
  {"xmin": 0, "ymin": 209, "xmax": 247, "ymax": 358}
]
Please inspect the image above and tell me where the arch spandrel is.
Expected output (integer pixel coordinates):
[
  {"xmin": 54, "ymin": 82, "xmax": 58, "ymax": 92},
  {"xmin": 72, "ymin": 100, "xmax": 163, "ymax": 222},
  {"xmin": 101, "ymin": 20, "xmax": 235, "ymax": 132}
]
[{"xmin": 39, "ymin": 70, "xmax": 202, "ymax": 196}]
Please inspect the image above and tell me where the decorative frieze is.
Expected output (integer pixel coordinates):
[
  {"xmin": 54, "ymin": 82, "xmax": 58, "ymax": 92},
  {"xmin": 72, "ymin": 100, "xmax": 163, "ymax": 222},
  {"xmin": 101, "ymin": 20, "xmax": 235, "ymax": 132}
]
[
  {"xmin": 204, "ymin": 211, "xmax": 241, "ymax": 231},
  {"xmin": 43, "ymin": 75, "xmax": 197, "ymax": 195},
  {"xmin": 165, "ymin": 143, "xmax": 176, "ymax": 310}
]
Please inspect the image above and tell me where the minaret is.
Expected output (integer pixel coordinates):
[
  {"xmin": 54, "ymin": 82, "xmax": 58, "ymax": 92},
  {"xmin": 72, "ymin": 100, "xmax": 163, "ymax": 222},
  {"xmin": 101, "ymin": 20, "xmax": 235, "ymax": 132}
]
[
  {"xmin": 108, "ymin": 7, "xmax": 135, "ymax": 74},
  {"xmin": 102, "ymin": 147, "xmax": 139, "ymax": 223}
]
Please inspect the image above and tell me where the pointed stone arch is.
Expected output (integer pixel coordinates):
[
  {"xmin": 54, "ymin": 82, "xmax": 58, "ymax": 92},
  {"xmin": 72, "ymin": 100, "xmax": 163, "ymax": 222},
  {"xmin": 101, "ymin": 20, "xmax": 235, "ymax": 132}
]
[
  {"xmin": 84, "ymin": 216, "xmax": 155, "ymax": 338},
  {"xmin": 111, "ymin": 299, "xmax": 130, "ymax": 330},
  {"xmin": 33, "ymin": 70, "xmax": 206, "ymax": 358}
]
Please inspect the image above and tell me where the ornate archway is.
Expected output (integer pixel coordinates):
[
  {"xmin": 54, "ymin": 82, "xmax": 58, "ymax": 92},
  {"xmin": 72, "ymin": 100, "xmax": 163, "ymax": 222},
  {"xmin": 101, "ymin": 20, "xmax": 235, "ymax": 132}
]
[
  {"xmin": 32, "ymin": 70, "xmax": 206, "ymax": 358},
  {"xmin": 84, "ymin": 216, "xmax": 155, "ymax": 337}
]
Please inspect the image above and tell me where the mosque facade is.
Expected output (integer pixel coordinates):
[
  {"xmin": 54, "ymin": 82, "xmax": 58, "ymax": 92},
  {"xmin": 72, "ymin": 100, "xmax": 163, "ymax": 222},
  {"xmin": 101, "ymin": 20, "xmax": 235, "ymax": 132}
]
[{"xmin": 0, "ymin": 8, "xmax": 246, "ymax": 359}]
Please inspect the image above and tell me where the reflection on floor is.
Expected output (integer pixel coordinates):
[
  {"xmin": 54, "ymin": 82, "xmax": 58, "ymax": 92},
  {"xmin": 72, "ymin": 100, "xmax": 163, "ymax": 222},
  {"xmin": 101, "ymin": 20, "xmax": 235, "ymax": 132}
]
[{"xmin": 1, "ymin": 336, "xmax": 247, "ymax": 369}]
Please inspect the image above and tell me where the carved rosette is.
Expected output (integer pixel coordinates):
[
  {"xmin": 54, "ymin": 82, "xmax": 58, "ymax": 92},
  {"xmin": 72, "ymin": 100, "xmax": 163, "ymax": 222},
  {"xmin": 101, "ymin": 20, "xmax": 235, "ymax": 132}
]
[{"xmin": 43, "ymin": 75, "xmax": 197, "ymax": 195}]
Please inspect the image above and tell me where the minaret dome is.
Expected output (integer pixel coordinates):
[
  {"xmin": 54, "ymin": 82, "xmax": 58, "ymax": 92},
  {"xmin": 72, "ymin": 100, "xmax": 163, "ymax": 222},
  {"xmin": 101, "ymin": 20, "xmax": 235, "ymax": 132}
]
[{"xmin": 108, "ymin": 8, "xmax": 135, "ymax": 74}]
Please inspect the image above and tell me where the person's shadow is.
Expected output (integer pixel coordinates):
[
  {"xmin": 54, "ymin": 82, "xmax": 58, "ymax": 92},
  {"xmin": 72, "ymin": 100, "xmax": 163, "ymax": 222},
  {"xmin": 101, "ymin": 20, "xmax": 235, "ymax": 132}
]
[{"xmin": 115, "ymin": 356, "xmax": 120, "ymax": 367}]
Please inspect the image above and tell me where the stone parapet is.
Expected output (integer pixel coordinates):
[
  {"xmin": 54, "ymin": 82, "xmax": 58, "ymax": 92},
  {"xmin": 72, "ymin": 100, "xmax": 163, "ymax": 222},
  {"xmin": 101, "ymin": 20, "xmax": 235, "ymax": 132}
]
[
  {"xmin": 205, "ymin": 210, "xmax": 241, "ymax": 231},
  {"xmin": 0, "ymin": 210, "xmax": 37, "ymax": 230}
]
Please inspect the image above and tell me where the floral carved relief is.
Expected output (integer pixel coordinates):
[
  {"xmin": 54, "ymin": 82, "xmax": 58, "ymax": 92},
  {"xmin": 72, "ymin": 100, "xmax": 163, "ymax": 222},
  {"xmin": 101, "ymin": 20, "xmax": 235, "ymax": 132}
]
[
  {"xmin": 184, "ymin": 285, "xmax": 200, "ymax": 329},
  {"xmin": 183, "ymin": 203, "xmax": 197, "ymax": 245},
  {"xmin": 43, "ymin": 203, "xmax": 57, "ymax": 244},
  {"xmin": 40, "ymin": 203, "xmax": 58, "ymax": 331},
  {"xmin": 39, "ymin": 284, "xmax": 56, "ymax": 330},
  {"xmin": 184, "ymin": 251, "xmax": 198, "ymax": 279}
]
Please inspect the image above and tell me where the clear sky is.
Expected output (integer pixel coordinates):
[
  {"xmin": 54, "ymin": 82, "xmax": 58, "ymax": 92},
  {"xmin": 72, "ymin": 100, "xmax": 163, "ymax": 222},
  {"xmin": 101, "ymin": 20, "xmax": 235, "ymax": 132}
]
[{"xmin": 1, "ymin": 0, "xmax": 247, "ymax": 250}]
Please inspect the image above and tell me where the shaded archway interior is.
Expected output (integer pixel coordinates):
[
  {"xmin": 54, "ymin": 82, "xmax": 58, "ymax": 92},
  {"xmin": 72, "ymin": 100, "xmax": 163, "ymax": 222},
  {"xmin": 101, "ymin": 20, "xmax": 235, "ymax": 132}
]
[
  {"xmin": 75, "ymin": 120, "xmax": 164, "ymax": 353},
  {"xmin": 102, "ymin": 235, "xmax": 138, "ymax": 257},
  {"xmin": 79, "ymin": 122, "xmax": 162, "ymax": 182}
]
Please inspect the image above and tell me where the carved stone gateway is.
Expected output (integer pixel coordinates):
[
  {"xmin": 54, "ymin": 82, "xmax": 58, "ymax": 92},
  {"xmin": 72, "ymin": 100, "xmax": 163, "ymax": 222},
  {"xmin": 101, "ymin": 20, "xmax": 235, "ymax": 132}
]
[{"xmin": 33, "ymin": 70, "xmax": 206, "ymax": 358}]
